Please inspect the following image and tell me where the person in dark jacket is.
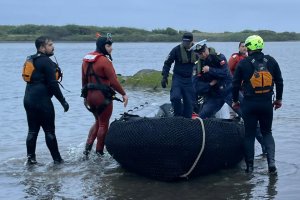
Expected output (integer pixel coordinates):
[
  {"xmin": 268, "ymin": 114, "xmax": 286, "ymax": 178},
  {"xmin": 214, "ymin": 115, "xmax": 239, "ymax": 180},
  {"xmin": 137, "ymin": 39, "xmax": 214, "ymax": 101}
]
[
  {"xmin": 161, "ymin": 32, "xmax": 196, "ymax": 118},
  {"xmin": 23, "ymin": 36, "xmax": 69, "ymax": 165},
  {"xmin": 229, "ymin": 41, "xmax": 266, "ymax": 155},
  {"xmin": 232, "ymin": 35, "xmax": 283, "ymax": 174},
  {"xmin": 192, "ymin": 42, "xmax": 242, "ymax": 118}
]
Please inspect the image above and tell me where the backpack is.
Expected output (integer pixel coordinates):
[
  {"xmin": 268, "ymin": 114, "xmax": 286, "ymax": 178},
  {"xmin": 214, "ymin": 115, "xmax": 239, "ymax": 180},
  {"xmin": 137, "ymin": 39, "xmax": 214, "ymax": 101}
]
[
  {"xmin": 22, "ymin": 54, "xmax": 62, "ymax": 83},
  {"xmin": 249, "ymin": 56, "xmax": 273, "ymax": 94},
  {"xmin": 22, "ymin": 54, "xmax": 37, "ymax": 82}
]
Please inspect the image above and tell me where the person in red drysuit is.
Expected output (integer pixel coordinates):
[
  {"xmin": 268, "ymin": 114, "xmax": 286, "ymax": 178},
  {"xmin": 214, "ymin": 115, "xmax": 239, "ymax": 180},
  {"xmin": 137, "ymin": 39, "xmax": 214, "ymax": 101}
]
[
  {"xmin": 228, "ymin": 41, "xmax": 248, "ymax": 75},
  {"xmin": 81, "ymin": 34, "xmax": 128, "ymax": 156}
]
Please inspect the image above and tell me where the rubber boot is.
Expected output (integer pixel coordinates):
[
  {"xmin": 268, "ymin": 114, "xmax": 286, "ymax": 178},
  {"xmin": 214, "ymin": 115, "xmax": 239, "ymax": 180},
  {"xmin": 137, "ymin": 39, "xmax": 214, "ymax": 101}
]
[
  {"xmin": 96, "ymin": 150, "xmax": 104, "ymax": 156},
  {"xmin": 53, "ymin": 157, "xmax": 64, "ymax": 164},
  {"xmin": 27, "ymin": 154, "xmax": 37, "ymax": 165},
  {"xmin": 245, "ymin": 161, "xmax": 254, "ymax": 173},
  {"xmin": 83, "ymin": 143, "xmax": 93, "ymax": 156},
  {"xmin": 264, "ymin": 134, "xmax": 277, "ymax": 174},
  {"xmin": 267, "ymin": 156, "xmax": 277, "ymax": 175},
  {"xmin": 261, "ymin": 144, "xmax": 267, "ymax": 156}
]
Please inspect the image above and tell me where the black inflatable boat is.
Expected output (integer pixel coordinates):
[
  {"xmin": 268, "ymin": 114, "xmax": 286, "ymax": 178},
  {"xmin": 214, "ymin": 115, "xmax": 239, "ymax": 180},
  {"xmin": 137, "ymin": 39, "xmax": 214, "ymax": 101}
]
[{"xmin": 105, "ymin": 104, "xmax": 244, "ymax": 181}]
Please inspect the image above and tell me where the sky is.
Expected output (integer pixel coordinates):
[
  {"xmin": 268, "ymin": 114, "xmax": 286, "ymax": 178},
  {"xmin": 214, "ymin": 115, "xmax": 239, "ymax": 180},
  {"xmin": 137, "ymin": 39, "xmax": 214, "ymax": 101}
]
[{"xmin": 1, "ymin": 0, "xmax": 299, "ymax": 33}]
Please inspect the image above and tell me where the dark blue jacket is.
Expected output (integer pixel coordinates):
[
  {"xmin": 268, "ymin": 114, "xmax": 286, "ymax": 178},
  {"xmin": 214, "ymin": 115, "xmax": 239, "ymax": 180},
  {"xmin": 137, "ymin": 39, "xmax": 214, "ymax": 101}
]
[
  {"xmin": 162, "ymin": 44, "xmax": 195, "ymax": 79},
  {"xmin": 232, "ymin": 51, "xmax": 283, "ymax": 102},
  {"xmin": 194, "ymin": 50, "xmax": 232, "ymax": 97}
]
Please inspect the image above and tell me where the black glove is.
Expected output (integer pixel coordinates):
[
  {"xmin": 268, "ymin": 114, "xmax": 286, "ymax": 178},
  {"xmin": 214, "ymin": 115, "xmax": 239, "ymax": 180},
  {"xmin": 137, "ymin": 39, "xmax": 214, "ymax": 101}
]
[
  {"xmin": 61, "ymin": 99, "xmax": 69, "ymax": 112},
  {"xmin": 161, "ymin": 77, "xmax": 168, "ymax": 88}
]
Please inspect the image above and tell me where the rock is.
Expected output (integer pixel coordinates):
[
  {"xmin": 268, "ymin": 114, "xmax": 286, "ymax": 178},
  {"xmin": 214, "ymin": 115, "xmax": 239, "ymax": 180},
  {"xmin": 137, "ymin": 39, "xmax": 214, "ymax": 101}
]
[{"xmin": 117, "ymin": 69, "xmax": 172, "ymax": 90}]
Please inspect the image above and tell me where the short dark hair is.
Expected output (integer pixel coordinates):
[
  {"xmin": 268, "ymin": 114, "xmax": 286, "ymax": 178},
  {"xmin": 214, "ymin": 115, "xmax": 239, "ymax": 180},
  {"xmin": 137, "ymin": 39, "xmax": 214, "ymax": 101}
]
[
  {"xmin": 35, "ymin": 36, "xmax": 53, "ymax": 50},
  {"xmin": 239, "ymin": 41, "xmax": 245, "ymax": 47}
]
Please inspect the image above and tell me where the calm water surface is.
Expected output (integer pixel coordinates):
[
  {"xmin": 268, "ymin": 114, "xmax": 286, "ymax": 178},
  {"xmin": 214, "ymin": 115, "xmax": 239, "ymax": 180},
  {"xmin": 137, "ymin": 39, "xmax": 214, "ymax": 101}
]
[{"xmin": 0, "ymin": 42, "xmax": 299, "ymax": 199}]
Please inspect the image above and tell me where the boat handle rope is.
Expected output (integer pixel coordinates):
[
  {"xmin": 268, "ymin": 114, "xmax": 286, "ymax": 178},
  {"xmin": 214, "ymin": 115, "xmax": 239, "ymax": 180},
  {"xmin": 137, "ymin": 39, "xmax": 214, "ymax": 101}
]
[{"xmin": 180, "ymin": 117, "xmax": 206, "ymax": 178}]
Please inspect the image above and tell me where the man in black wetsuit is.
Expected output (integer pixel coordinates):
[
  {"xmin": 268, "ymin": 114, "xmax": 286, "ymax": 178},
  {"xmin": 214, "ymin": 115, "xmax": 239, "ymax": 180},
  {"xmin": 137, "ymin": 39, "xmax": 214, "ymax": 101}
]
[
  {"xmin": 23, "ymin": 36, "xmax": 69, "ymax": 165},
  {"xmin": 232, "ymin": 35, "xmax": 283, "ymax": 174}
]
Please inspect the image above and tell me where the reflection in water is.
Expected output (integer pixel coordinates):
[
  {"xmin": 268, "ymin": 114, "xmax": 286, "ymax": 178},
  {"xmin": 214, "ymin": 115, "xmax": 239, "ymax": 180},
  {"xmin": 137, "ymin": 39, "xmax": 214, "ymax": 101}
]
[
  {"xmin": 266, "ymin": 175, "xmax": 278, "ymax": 200},
  {"xmin": 21, "ymin": 166, "xmax": 63, "ymax": 199}
]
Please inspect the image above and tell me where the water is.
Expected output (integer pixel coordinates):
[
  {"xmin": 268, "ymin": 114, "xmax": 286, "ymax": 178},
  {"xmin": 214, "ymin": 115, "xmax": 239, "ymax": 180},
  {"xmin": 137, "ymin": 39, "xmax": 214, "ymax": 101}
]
[{"xmin": 0, "ymin": 42, "xmax": 299, "ymax": 199}]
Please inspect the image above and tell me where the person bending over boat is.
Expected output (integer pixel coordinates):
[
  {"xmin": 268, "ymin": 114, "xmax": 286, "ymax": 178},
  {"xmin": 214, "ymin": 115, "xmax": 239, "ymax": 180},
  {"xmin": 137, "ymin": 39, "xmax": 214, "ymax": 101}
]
[
  {"xmin": 192, "ymin": 42, "xmax": 242, "ymax": 119},
  {"xmin": 161, "ymin": 32, "xmax": 196, "ymax": 118},
  {"xmin": 232, "ymin": 35, "xmax": 283, "ymax": 174},
  {"xmin": 81, "ymin": 33, "xmax": 128, "ymax": 156}
]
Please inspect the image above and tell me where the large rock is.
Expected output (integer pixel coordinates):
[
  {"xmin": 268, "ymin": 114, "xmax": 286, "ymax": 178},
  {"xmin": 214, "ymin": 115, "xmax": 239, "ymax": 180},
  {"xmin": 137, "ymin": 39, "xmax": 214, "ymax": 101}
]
[{"xmin": 117, "ymin": 69, "xmax": 172, "ymax": 90}]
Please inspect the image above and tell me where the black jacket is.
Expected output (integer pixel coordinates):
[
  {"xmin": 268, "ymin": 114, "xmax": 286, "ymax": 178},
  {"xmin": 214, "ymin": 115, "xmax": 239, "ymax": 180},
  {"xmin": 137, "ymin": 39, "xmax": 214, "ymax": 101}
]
[
  {"xmin": 162, "ymin": 44, "xmax": 194, "ymax": 79},
  {"xmin": 232, "ymin": 51, "xmax": 283, "ymax": 102},
  {"xmin": 24, "ymin": 52, "xmax": 65, "ymax": 104},
  {"xmin": 194, "ymin": 50, "xmax": 232, "ymax": 97}
]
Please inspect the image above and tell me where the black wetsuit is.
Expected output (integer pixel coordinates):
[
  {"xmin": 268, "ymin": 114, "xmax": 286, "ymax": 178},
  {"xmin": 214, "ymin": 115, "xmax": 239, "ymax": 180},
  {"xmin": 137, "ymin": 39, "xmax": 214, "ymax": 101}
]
[
  {"xmin": 232, "ymin": 51, "xmax": 283, "ymax": 168},
  {"xmin": 23, "ymin": 52, "xmax": 66, "ymax": 162}
]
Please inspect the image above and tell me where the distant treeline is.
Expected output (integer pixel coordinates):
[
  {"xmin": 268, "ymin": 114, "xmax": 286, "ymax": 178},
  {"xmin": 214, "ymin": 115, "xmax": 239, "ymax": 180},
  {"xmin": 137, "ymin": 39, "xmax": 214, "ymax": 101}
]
[{"xmin": 0, "ymin": 24, "xmax": 299, "ymax": 42}]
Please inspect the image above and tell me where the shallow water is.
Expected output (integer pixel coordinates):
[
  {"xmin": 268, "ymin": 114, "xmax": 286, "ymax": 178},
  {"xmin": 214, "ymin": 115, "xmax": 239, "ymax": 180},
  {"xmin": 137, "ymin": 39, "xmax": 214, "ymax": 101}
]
[{"xmin": 0, "ymin": 42, "xmax": 299, "ymax": 199}]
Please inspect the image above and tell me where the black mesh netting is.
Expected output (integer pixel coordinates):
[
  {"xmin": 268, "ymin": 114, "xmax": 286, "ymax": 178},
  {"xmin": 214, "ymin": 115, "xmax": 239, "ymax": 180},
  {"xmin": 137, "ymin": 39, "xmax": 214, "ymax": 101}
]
[{"xmin": 105, "ymin": 114, "xmax": 245, "ymax": 181}]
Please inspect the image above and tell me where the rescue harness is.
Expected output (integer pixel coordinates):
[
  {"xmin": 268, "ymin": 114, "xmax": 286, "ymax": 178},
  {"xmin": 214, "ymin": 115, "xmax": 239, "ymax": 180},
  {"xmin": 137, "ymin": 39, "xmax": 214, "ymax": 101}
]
[{"xmin": 81, "ymin": 55, "xmax": 122, "ymax": 114}]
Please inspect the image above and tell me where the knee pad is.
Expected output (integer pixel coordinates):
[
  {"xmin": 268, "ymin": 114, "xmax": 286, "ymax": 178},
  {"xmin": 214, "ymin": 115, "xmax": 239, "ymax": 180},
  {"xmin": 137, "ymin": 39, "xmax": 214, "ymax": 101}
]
[
  {"xmin": 45, "ymin": 131, "xmax": 56, "ymax": 141},
  {"xmin": 27, "ymin": 131, "xmax": 38, "ymax": 141}
]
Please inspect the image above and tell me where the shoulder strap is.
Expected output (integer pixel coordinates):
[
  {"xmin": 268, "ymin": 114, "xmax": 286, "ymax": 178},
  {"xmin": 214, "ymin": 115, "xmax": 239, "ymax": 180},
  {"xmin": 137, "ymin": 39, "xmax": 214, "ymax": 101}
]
[
  {"xmin": 251, "ymin": 56, "xmax": 269, "ymax": 71},
  {"xmin": 86, "ymin": 62, "xmax": 102, "ymax": 84}
]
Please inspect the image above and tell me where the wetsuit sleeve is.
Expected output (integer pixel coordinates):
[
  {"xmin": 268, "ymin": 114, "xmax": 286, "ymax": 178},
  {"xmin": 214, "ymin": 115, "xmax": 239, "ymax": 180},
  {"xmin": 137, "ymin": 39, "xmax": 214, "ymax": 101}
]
[
  {"xmin": 208, "ymin": 55, "xmax": 229, "ymax": 78},
  {"xmin": 270, "ymin": 57, "xmax": 283, "ymax": 100},
  {"xmin": 102, "ymin": 59, "xmax": 126, "ymax": 96},
  {"xmin": 228, "ymin": 55, "xmax": 238, "ymax": 75},
  {"xmin": 232, "ymin": 61, "xmax": 243, "ymax": 102},
  {"xmin": 43, "ymin": 59, "xmax": 65, "ymax": 103},
  {"xmin": 162, "ymin": 47, "xmax": 176, "ymax": 78}
]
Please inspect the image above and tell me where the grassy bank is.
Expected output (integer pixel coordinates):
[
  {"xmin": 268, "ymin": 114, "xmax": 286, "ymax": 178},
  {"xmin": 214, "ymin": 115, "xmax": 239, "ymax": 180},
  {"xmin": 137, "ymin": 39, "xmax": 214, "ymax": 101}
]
[
  {"xmin": 0, "ymin": 25, "xmax": 300, "ymax": 42},
  {"xmin": 118, "ymin": 69, "xmax": 171, "ymax": 90}
]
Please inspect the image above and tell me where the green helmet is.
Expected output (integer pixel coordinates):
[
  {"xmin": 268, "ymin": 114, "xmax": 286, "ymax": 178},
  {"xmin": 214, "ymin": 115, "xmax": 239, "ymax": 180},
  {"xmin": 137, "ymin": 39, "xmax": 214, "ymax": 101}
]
[{"xmin": 245, "ymin": 35, "xmax": 264, "ymax": 51}]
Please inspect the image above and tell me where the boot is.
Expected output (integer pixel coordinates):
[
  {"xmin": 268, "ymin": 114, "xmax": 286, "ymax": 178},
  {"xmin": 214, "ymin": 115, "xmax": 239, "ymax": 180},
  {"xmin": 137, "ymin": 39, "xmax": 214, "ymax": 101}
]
[
  {"xmin": 268, "ymin": 165, "xmax": 277, "ymax": 175},
  {"xmin": 53, "ymin": 158, "xmax": 64, "ymax": 164},
  {"xmin": 26, "ymin": 154, "xmax": 37, "ymax": 165},
  {"xmin": 267, "ymin": 160, "xmax": 277, "ymax": 175},
  {"xmin": 245, "ymin": 161, "xmax": 254, "ymax": 173},
  {"xmin": 261, "ymin": 144, "xmax": 267, "ymax": 156},
  {"xmin": 266, "ymin": 143, "xmax": 276, "ymax": 174},
  {"xmin": 96, "ymin": 150, "xmax": 104, "ymax": 156},
  {"xmin": 83, "ymin": 143, "xmax": 93, "ymax": 156}
]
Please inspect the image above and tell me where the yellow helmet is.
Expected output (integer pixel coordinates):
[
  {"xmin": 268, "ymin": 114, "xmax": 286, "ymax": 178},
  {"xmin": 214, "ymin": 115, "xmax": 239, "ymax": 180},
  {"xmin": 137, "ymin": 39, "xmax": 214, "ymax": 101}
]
[{"xmin": 245, "ymin": 35, "xmax": 264, "ymax": 51}]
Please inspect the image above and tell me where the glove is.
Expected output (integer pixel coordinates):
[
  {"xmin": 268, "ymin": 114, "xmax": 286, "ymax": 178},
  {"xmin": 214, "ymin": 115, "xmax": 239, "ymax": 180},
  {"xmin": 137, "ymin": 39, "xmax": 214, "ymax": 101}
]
[
  {"xmin": 232, "ymin": 101, "xmax": 240, "ymax": 111},
  {"xmin": 161, "ymin": 77, "xmax": 168, "ymax": 88},
  {"xmin": 61, "ymin": 99, "xmax": 69, "ymax": 112},
  {"xmin": 273, "ymin": 99, "xmax": 282, "ymax": 110}
]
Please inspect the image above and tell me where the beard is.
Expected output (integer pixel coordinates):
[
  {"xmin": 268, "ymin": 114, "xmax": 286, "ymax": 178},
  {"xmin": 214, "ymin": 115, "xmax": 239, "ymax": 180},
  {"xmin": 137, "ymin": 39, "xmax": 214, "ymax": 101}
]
[{"xmin": 46, "ymin": 50, "xmax": 54, "ymax": 56}]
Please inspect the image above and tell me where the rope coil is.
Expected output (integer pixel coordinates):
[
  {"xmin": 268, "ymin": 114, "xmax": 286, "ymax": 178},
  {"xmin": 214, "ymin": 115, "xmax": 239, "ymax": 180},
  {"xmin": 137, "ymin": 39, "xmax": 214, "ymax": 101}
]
[{"xmin": 180, "ymin": 117, "xmax": 206, "ymax": 178}]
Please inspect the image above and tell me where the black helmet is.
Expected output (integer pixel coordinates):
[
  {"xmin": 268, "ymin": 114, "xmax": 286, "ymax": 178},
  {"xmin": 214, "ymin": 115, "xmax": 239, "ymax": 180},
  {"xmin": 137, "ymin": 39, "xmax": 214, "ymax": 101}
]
[{"xmin": 96, "ymin": 33, "xmax": 113, "ymax": 55}]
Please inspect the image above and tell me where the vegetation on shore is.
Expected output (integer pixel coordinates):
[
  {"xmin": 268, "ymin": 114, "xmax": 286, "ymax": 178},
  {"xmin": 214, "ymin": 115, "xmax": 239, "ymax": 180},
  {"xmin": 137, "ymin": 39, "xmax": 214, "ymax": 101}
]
[
  {"xmin": 118, "ymin": 69, "xmax": 171, "ymax": 90},
  {"xmin": 0, "ymin": 25, "xmax": 300, "ymax": 42}
]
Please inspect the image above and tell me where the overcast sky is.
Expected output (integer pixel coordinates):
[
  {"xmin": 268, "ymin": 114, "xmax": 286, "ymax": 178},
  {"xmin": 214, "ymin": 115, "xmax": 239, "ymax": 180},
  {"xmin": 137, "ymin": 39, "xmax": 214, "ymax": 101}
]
[{"xmin": 1, "ymin": 0, "xmax": 299, "ymax": 32}]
